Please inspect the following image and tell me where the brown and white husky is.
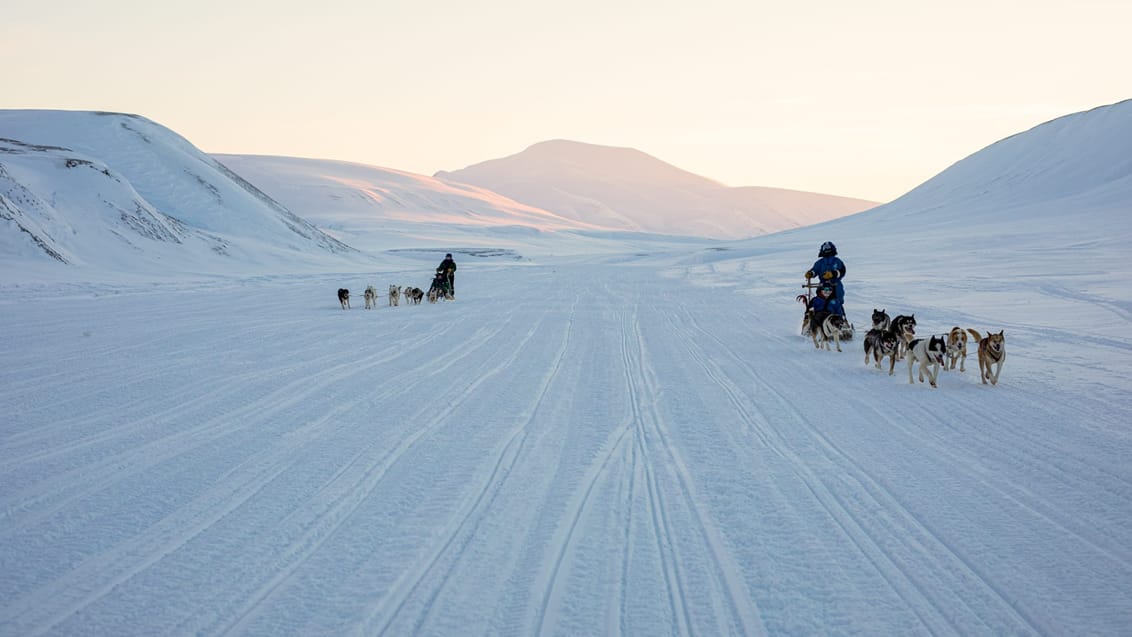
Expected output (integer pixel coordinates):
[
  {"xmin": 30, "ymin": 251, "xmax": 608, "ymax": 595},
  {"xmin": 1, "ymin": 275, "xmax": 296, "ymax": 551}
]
[{"xmin": 967, "ymin": 329, "xmax": 1006, "ymax": 385}]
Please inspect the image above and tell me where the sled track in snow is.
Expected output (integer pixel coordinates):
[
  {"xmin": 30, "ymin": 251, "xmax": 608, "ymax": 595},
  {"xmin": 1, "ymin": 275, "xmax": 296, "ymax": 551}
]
[
  {"xmin": 2, "ymin": 319, "xmax": 471, "ymax": 635},
  {"xmin": 671, "ymin": 304, "xmax": 1046, "ymax": 634},
  {"xmin": 356, "ymin": 298, "xmax": 579, "ymax": 636},
  {"xmin": 606, "ymin": 303, "xmax": 766, "ymax": 636},
  {"xmin": 217, "ymin": 312, "xmax": 548, "ymax": 635}
]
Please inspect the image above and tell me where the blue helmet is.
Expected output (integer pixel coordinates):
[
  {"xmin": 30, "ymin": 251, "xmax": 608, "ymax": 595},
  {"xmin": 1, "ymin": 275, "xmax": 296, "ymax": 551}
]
[{"xmin": 819, "ymin": 241, "xmax": 837, "ymax": 257}]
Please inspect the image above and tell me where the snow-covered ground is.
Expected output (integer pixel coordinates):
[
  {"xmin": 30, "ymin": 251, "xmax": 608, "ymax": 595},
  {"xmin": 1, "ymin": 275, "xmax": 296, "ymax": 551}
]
[
  {"xmin": 1, "ymin": 252, "xmax": 1130, "ymax": 635},
  {"xmin": 2, "ymin": 100, "xmax": 1131, "ymax": 635}
]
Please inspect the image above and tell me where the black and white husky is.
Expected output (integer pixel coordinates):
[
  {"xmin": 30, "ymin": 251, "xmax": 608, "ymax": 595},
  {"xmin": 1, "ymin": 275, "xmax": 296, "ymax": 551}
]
[
  {"xmin": 811, "ymin": 312, "xmax": 848, "ymax": 352},
  {"xmin": 864, "ymin": 328, "xmax": 900, "ymax": 374},
  {"xmin": 871, "ymin": 308, "xmax": 891, "ymax": 332},
  {"xmin": 889, "ymin": 314, "xmax": 916, "ymax": 359},
  {"xmin": 906, "ymin": 335, "xmax": 946, "ymax": 388}
]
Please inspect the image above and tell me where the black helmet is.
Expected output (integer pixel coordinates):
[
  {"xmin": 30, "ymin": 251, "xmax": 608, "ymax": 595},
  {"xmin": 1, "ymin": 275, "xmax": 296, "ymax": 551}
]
[
  {"xmin": 445, "ymin": 253, "xmax": 453, "ymax": 258},
  {"xmin": 819, "ymin": 241, "xmax": 837, "ymax": 257}
]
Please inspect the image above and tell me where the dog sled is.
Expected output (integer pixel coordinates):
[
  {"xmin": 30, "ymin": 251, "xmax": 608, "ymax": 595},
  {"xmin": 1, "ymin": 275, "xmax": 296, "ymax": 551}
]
[
  {"xmin": 798, "ymin": 277, "xmax": 855, "ymax": 340},
  {"xmin": 428, "ymin": 270, "xmax": 454, "ymax": 302}
]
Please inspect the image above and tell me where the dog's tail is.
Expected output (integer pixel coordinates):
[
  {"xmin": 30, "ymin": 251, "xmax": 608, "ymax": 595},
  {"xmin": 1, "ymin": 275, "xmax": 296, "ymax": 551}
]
[{"xmin": 967, "ymin": 328, "xmax": 983, "ymax": 342}]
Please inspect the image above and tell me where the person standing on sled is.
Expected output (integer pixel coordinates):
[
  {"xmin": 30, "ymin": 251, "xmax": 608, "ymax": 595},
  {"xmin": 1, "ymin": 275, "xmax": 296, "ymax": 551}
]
[
  {"xmin": 437, "ymin": 253, "xmax": 457, "ymax": 297},
  {"xmin": 806, "ymin": 241, "xmax": 846, "ymax": 316}
]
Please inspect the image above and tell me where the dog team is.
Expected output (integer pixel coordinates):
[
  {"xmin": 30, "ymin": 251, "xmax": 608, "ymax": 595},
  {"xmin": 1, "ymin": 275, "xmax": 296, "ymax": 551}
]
[
  {"xmin": 338, "ymin": 254, "xmax": 457, "ymax": 311},
  {"xmin": 855, "ymin": 309, "xmax": 1006, "ymax": 388},
  {"xmin": 800, "ymin": 240, "xmax": 1005, "ymax": 388},
  {"xmin": 338, "ymin": 283, "xmax": 432, "ymax": 310}
]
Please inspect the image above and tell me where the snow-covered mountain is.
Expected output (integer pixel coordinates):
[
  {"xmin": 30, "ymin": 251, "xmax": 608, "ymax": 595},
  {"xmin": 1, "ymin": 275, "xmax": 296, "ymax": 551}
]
[
  {"xmin": 0, "ymin": 111, "xmax": 355, "ymax": 276},
  {"xmin": 435, "ymin": 139, "xmax": 879, "ymax": 239},
  {"xmin": 4, "ymin": 100, "xmax": 1130, "ymax": 281},
  {"xmin": 214, "ymin": 154, "xmax": 730, "ymax": 263},
  {"xmin": 213, "ymin": 155, "xmax": 598, "ymax": 232}
]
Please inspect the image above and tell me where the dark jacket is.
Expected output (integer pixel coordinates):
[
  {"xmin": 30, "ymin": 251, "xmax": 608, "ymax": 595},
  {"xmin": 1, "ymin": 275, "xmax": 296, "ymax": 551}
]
[
  {"xmin": 809, "ymin": 294, "xmax": 842, "ymax": 316},
  {"xmin": 809, "ymin": 255, "xmax": 846, "ymax": 307},
  {"xmin": 808, "ymin": 255, "xmax": 845, "ymax": 282},
  {"xmin": 438, "ymin": 257, "xmax": 457, "ymax": 274}
]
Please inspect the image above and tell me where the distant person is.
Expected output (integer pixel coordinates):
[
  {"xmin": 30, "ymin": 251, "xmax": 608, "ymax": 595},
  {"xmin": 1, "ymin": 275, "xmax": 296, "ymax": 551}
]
[
  {"xmin": 437, "ymin": 253, "xmax": 457, "ymax": 297},
  {"xmin": 805, "ymin": 241, "xmax": 846, "ymax": 315}
]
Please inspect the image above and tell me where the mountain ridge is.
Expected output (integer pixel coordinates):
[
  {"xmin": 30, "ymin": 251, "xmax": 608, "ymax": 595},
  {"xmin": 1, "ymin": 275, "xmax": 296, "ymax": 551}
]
[{"xmin": 435, "ymin": 139, "xmax": 878, "ymax": 239}]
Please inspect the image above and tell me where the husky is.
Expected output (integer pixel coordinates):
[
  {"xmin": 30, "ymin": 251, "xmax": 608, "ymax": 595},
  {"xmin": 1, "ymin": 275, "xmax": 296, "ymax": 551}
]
[
  {"xmin": 811, "ymin": 312, "xmax": 848, "ymax": 352},
  {"xmin": 796, "ymin": 294, "xmax": 812, "ymax": 336},
  {"xmin": 428, "ymin": 272, "xmax": 452, "ymax": 302},
  {"xmin": 871, "ymin": 308, "xmax": 891, "ymax": 332},
  {"xmin": 906, "ymin": 335, "xmax": 946, "ymax": 388},
  {"xmin": 889, "ymin": 314, "xmax": 917, "ymax": 359},
  {"xmin": 407, "ymin": 287, "xmax": 424, "ymax": 304},
  {"xmin": 388, "ymin": 284, "xmax": 401, "ymax": 307},
  {"xmin": 968, "ymin": 329, "xmax": 1006, "ymax": 385},
  {"xmin": 945, "ymin": 326, "xmax": 970, "ymax": 371},
  {"xmin": 364, "ymin": 285, "xmax": 377, "ymax": 309},
  {"xmin": 864, "ymin": 328, "xmax": 900, "ymax": 374},
  {"xmin": 337, "ymin": 288, "xmax": 350, "ymax": 310}
]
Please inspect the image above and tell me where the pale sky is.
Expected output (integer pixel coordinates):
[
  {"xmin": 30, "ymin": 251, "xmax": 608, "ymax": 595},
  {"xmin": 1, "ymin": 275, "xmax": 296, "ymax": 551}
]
[{"xmin": 5, "ymin": 0, "xmax": 1129, "ymax": 202}]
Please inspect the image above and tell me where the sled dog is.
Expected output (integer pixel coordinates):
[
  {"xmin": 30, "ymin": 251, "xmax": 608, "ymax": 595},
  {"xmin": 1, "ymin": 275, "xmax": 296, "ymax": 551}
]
[
  {"xmin": 906, "ymin": 335, "xmax": 946, "ymax": 388},
  {"xmin": 945, "ymin": 326, "xmax": 970, "ymax": 371},
  {"xmin": 811, "ymin": 312, "xmax": 848, "ymax": 352},
  {"xmin": 337, "ymin": 288, "xmax": 350, "ymax": 310},
  {"xmin": 889, "ymin": 314, "xmax": 917, "ymax": 359},
  {"xmin": 864, "ymin": 328, "xmax": 900, "ymax": 374},
  {"xmin": 408, "ymin": 287, "xmax": 424, "ymax": 304},
  {"xmin": 388, "ymin": 284, "xmax": 401, "ymax": 307},
  {"xmin": 364, "ymin": 285, "xmax": 377, "ymax": 309},
  {"xmin": 796, "ymin": 294, "xmax": 812, "ymax": 336},
  {"xmin": 871, "ymin": 308, "xmax": 891, "ymax": 332},
  {"xmin": 967, "ymin": 329, "xmax": 1006, "ymax": 385}
]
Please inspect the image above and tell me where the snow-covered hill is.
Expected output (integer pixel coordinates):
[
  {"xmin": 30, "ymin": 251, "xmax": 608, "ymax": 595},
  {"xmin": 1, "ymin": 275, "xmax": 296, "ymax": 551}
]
[
  {"xmin": 690, "ymin": 99, "xmax": 1132, "ymax": 328},
  {"xmin": 435, "ymin": 139, "xmax": 879, "ymax": 239},
  {"xmin": 211, "ymin": 153, "xmax": 656, "ymax": 258},
  {"xmin": 0, "ymin": 111, "xmax": 356, "ymax": 277}
]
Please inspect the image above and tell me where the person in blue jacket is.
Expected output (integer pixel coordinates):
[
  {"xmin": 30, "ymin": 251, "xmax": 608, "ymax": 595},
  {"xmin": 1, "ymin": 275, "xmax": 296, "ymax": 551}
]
[
  {"xmin": 806, "ymin": 241, "xmax": 846, "ymax": 315},
  {"xmin": 809, "ymin": 281, "xmax": 842, "ymax": 320}
]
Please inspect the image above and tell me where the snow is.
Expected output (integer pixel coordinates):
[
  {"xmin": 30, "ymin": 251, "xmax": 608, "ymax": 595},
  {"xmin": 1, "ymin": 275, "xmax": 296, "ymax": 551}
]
[
  {"xmin": 2, "ymin": 100, "xmax": 1132, "ymax": 635},
  {"xmin": 433, "ymin": 139, "xmax": 879, "ymax": 239}
]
